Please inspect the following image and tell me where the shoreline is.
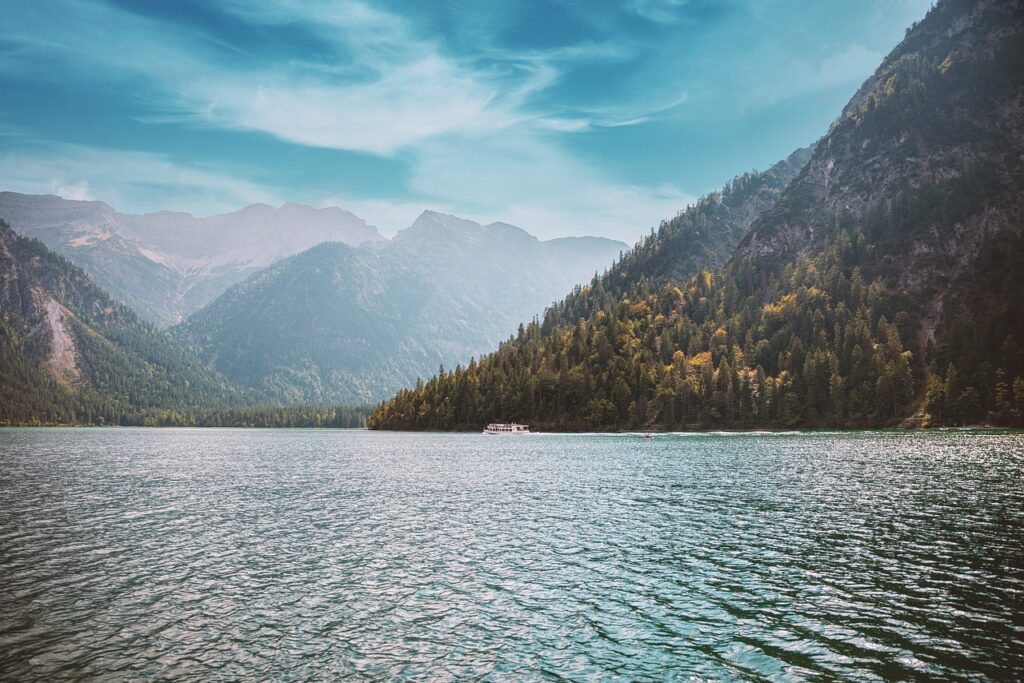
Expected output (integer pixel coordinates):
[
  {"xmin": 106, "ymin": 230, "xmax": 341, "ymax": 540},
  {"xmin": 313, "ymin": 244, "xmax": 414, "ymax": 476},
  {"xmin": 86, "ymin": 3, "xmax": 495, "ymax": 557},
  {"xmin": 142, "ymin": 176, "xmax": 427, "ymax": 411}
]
[{"xmin": 2, "ymin": 425, "xmax": 1020, "ymax": 433}]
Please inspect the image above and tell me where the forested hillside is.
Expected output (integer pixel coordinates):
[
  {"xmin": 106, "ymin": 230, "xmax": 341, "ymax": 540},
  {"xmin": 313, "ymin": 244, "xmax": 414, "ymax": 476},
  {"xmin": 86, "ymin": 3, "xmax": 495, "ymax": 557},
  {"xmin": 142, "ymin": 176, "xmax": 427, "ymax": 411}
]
[
  {"xmin": 0, "ymin": 220, "xmax": 245, "ymax": 425},
  {"xmin": 369, "ymin": 0, "xmax": 1024, "ymax": 431}
]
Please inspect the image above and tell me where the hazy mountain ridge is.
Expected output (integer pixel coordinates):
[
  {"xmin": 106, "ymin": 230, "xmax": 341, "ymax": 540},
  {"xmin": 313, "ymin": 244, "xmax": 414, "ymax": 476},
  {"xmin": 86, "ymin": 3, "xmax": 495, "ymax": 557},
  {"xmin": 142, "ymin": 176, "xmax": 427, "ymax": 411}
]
[
  {"xmin": 369, "ymin": 0, "xmax": 1024, "ymax": 431},
  {"xmin": 0, "ymin": 193, "xmax": 384, "ymax": 325},
  {"xmin": 172, "ymin": 212, "xmax": 627, "ymax": 404},
  {"xmin": 0, "ymin": 219, "xmax": 244, "ymax": 425}
]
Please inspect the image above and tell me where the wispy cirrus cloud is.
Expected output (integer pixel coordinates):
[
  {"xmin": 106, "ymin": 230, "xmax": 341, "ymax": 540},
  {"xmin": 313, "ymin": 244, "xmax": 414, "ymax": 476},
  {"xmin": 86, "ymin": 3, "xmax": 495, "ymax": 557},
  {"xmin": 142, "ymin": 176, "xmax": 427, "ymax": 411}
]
[
  {"xmin": 625, "ymin": 0, "xmax": 691, "ymax": 24},
  {"xmin": 0, "ymin": 0, "xmax": 638, "ymax": 153}
]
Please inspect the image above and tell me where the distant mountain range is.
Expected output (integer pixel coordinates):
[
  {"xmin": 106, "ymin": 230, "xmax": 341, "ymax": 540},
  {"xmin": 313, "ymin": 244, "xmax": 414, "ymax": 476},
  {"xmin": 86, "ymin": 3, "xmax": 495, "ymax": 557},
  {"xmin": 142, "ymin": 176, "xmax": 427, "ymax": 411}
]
[
  {"xmin": 171, "ymin": 210, "xmax": 627, "ymax": 403},
  {"xmin": 1, "ymin": 194, "xmax": 626, "ymax": 414},
  {"xmin": 370, "ymin": 0, "xmax": 1024, "ymax": 431},
  {"xmin": 0, "ymin": 193, "xmax": 384, "ymax": 326}
]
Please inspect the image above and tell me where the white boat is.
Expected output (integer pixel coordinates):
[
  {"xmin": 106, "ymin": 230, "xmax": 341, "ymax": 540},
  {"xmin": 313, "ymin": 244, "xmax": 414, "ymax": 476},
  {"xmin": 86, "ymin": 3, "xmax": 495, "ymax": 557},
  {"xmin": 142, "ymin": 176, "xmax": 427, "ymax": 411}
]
[{"xmin": 484, "ymin": 422, "xmax": 530, "ymax": 435}]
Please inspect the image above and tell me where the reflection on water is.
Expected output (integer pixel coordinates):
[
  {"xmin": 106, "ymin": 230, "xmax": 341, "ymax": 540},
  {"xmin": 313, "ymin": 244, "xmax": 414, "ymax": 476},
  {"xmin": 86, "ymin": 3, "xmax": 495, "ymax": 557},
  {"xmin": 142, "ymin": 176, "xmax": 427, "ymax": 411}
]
[{"xmin": 1, "ymin": 428, "xmax": 1022, "ymax": 679}]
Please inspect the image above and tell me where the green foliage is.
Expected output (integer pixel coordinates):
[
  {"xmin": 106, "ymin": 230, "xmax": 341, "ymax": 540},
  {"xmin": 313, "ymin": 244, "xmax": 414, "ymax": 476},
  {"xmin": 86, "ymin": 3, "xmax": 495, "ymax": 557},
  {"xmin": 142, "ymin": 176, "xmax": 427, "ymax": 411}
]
[
  {"xmin": 370, "ymin": 223, "xmax": 927, "ymax": 430},
  {"xmin": 370, "ymin": 218, "xmax": 1024, "ymax": 431},
  {"xmin": 370, "ymin": 0, "xmax": 1024, "ymax": 432}
]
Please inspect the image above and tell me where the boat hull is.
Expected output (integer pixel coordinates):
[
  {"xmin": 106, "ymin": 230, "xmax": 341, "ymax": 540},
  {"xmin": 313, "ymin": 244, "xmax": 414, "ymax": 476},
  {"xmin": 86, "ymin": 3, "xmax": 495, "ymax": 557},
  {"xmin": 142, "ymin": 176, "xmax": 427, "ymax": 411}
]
[{"xmin": 483, "ymin": 423, "xmax": 530, "ymax": 435}]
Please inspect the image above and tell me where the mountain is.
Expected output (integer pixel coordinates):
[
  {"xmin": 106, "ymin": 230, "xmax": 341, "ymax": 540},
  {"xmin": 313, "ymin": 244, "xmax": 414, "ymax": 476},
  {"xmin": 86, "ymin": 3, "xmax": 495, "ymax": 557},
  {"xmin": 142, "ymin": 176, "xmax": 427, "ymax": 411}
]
[
  {"xmin": 0, "ymin": 193, "xmax": 384, "ymax": 325},
  {"xmin": 587, "ymin": 144, "xmax": 814, "ymax": 303},
  {"xmin": 171, "ymin": 212, "xmax": 627, "ymax": 404},
  {"xmin": 369, "ymin": 0, "xmax": 1024, "ymax": 431},
  {"xmin": 0, "ymin": 219, "xmax": 244, "ymax": 425}
]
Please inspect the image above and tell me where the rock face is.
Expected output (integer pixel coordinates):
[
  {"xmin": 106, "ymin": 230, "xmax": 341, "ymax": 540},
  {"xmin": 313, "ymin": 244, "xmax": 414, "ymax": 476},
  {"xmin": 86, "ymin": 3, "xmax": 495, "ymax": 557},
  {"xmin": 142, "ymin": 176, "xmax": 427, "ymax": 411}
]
[
  {"xmin": 731, "ymin": 0, "xmax": 1024, "ymax": 364},
  {"xmin": 43, "ymin": 299, "xmax": 79, "ymax": 384},
  {"xmin": 171, "ymin": 212, "xmax": 627, "ymax": 404},
  {"xmin": 0, "ymin": 193, "xmax": 384, "ymax": 326},
  {"xmin": 0, "ymin": 219, "xmax": 241, "ymax": 424},
  {"xmin": 735, "ymin": 0, "xmax": 1024, "ymax": 277}
]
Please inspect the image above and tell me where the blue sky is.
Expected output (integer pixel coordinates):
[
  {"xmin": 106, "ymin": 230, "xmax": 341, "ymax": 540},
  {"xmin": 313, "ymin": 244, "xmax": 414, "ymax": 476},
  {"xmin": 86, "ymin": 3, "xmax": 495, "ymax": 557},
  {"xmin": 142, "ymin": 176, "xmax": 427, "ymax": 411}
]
[{"xmin": 0, "ymin": 0, "xmax": 931, "ymax": 242}]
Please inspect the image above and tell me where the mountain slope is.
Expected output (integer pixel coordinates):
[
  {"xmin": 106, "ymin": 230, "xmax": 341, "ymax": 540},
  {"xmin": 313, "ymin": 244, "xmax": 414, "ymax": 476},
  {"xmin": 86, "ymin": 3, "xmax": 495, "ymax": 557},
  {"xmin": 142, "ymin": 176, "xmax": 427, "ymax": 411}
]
[
  {"xmin": 724, "ymin": 0, "xmax": 1024, "ymax": 425},
  {"xmin": 172, "ymin": 214, "xmax": 627, "ymax": 404},
  {"xmin": 172, "ymin": 242, "xmax": 431, "ymax": 403},
  {"xmin": 0, "ymin": 219, "xmax": 244, "ymax": 425},
  {"xmin": 0, "ymin": 194, "xmax": 384, "ymax": 325},
  {"xmin": 369, "ymin": 0, "xmax": 1024, "ymax": 431},
  {"xmin": 541, "ymin": 145, "xmax": 813, "ymax": 330}
]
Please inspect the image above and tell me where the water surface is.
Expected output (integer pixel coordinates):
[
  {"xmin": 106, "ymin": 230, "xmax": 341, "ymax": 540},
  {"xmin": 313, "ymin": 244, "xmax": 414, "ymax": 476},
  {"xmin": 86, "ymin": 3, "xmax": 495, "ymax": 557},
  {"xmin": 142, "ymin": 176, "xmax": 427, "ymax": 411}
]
[{"xmin": 1, "ymin": 429, "xmax": 1022, "ymax": 679}]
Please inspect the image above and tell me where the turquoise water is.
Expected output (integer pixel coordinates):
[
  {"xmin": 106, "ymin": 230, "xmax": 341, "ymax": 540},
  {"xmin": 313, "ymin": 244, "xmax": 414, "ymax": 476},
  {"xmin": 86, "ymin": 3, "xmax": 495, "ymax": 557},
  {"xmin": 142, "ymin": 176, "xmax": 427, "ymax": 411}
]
[{"xmin": 1, "ymin": 428, "xmax": 1022, "ymax": 680}]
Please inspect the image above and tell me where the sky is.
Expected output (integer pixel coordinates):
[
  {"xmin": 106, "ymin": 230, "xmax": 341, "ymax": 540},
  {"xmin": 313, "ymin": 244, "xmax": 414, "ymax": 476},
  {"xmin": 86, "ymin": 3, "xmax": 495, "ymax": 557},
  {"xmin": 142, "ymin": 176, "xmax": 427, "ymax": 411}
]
[{"xmin": 0, "ymin": 0, "xmax": 932, "ymax": 243}]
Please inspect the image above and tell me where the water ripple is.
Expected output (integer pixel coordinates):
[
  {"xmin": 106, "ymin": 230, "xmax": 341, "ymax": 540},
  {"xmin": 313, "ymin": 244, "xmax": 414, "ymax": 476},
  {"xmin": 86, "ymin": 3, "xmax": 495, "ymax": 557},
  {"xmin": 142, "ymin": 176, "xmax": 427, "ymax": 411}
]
[{"xmin": 1, "ymin": 428, "xmax": 1022, "ymax": 680}]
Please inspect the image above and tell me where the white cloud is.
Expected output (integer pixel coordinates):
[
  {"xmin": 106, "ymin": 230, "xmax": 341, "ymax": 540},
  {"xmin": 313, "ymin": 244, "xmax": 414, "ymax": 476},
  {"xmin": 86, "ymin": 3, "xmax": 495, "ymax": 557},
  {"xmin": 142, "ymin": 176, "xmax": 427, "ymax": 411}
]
[
  {"xmin": 188, "ymin": 56, "xmax": 505, "ymax": 155},
  {"xmin": 51, "ymin": 180, "xmax": 93, "ymax": 202},
  {"xmin": 625, "ymin": 0, "xmax": 690, "ymax": 24},
  {"xmin": 169, "ymin": 0, "xmax": 566, "ymax": 154},
  {"xmin": 0, "ymin": 142, "xmax": 281, "ymax": 215},
  {"xmin": 1, "ymin": 0, "xmax": 615, "ymax": 155}
]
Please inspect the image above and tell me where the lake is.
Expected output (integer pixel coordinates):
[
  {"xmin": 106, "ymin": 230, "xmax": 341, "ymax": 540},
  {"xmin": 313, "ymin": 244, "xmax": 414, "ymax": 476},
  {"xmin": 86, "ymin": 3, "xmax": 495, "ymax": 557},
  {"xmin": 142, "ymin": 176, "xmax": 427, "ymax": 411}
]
[{"xmin": 1, "ymin": 428, "xmax": 1022, "ymax": 680}]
